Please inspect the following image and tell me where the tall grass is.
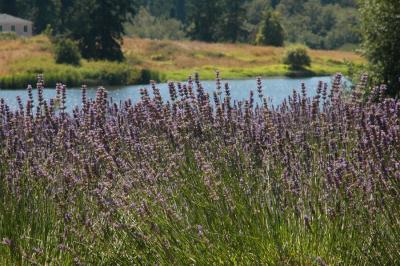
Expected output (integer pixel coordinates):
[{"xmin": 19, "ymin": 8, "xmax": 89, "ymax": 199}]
[
  {"xmin": 0, "ymin": 58, "xmax": 164, "ymax": 89},
  {"xmin": 0, "ymin": 74, "xmax": 399, "ymax": 264}
]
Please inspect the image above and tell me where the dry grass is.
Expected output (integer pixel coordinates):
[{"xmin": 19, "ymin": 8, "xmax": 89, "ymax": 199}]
[
  {"xmin": 0, "ymin": 35, "xmax": 53, "ymax": 75},
  {"xmin": 0, "ymin": 35, "xmax": 365, "ymax": 82},
  {"xmin": 123, "ymin": 38, "xmax": 364, "ymax": 71}
]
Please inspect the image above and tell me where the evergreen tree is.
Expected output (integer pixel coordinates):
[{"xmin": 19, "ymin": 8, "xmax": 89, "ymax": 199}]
[
  {"xmin": 219, "ymin": 0, "xmax": 247, "ymax": 42},
  {"xmin": 360, "ymin": 0, "xmax": 400, "ymax": 96},
  {"xmin": 69, "ymin": 0, "xmax": 138, "ymax": 61},
  {"xmin": 0, "ymin": 0, "xmax": 17, "ymax": 16},
  {"xmin": 14, "ymin": 0, "xmax": 33, "ymax": 20},
  {"xmin": 57, "ymin": 0, "xmax": 75, "ymax": 34},
  {"xmin": 144, "ymin": 0, "xmax": 174, "ymax": 18},
  {"xmin": 256, "ymin": 10, "xmax": 284, "ymax": 46},
  {"xmin": 271, "ymin": 0, "xmax": 280, "ymax": 8},
  {"xmin": 187, "ymin": 0, "xmax": 221, "ymax": 42},
  {"xmin": 31, "ymin": 0, "xmax": 60, "ymax": 34},
  {"xmin": 174, "ymin": 0, "xmax": 186, "ymax": 23}
]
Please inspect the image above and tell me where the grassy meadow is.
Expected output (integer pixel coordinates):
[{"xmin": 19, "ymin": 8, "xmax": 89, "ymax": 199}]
[
  {"xmin": 124, "ymin": 38, "xmax": 364, "ymax": 80},
  {"xmin": 0, "ymin": 35, "xmax": 365, "ymax": 88}
]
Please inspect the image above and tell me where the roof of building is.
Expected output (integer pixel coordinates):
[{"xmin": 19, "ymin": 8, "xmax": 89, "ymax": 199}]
[{"xmin": 0, "ymin": 14, "xmax": 32, "ymax": 24}]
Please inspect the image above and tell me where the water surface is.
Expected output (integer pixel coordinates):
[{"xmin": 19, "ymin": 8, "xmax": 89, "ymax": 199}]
[{"xmin": 0, "ymin": 76, "xmax": 343, "ymax": 111}]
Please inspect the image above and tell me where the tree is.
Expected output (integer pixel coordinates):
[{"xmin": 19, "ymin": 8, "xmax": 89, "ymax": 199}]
[
  {"xmin": 276, "ymin": 0, "xmax": 306, "ymax": 16},
  {"xmin": 126, "ymin": 7, "xmax": 186, "ymax": 40},
  {"xmin": 256, "ymin": 10, "xmax": 285, "ymax": 46},
  {"xmin": 0, "ymin": 0, "xmax": 17, "ymax": 16},
  {"xmin": 271, "ymin": 0, "xmax": 280, "ymax": 8},
  {"xmin": 69, "ymin": 0, "xmax": 138, "ymax": 61},
  {"xmin": 57, "ymin": 0, "xmax": 75, "ymax": 34},
  {"xmin": 144, "ymin": 0, "xmax": 174, "ymax": 18},
  {"xmin": 31, "ymin": 0, "xmax": 60, "ymax": 34},
  {"xmin": 174, "ymin": 0, "xmax": 186, "ymax": 23},
  {"xmin": 187, "ymin": 0, "xmax": 221, "ymax": 42},
  {"xmin": 218, "ymin": 0, "xmax": 247, "ymax": 42},
  {"xmin": 360, "ymin": 0, "xmax": 400, "ymax": 96},
  {"xmin": 325, "ymin": 7, "xmax": 360, "ymax": 49}
]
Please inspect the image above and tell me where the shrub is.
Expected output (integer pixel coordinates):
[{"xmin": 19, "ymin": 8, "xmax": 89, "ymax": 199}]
[
  {"xmin": 0, "ymin": 32, "xmax": 18, "ymax": 40},
  {"xmin": 54, "ymin": 39, "xmax": 81, "ymax": 66},
  {"xmin": 282, "ymin": 45, "xmax": 311, "ymax": 70},
  {"xmin": 360, "ymin": 0, "xmax": 400, "ymax": 96}
]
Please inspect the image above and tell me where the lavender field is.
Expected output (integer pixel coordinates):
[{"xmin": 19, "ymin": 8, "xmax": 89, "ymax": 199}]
[{"xmin": 0, "ymin": 74, "xmax": 399, "ymax": 265}]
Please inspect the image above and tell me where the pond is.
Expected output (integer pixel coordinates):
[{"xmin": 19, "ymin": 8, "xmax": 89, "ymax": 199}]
[{"xmin": 0, "ymin": 76, "xmax": 347, "ymax": 111}]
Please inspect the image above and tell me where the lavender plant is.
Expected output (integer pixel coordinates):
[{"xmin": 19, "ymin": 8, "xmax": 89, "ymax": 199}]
[{"xmin": 0, "ymin": 74, "xmax": 399, "ymax": 265}]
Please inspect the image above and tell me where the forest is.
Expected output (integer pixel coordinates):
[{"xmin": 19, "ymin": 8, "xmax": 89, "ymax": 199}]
[{"xmin": 1, "ymin": 0, "xmax": 361, "ymax": 50}]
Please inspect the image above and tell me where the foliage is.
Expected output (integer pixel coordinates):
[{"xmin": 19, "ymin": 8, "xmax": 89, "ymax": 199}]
[
  {"xmin": 324, "ymin": 7, "xmax": 360, "ymax": 49},
  {"xmin": 217, "ymin": 0, "xmax": 248, "ymax": 42},
  {"xmin": 0, "ymin": 0, "xmax": 17, "ymax": 16},
  {"xmin": 243, "ymin": 0, "xmax": 271, "ymax": 40},
  {"xmin": 30, "ymin": 0, "xmax": 60, "ymax": 34},
  {"xmin": 66, "ymin": 0, "xmax": 138, "ymax": 61},
  {"xmin": 126, "ymin": 7, "xmax": 186, "ymax": 40},
  {"xmin": 283, "ymin": 45, "xmax": 311, "ymax": 70},
  {"xmin": 0, "ymin": 74, "xmax": 399, "ymax": 264},
  {"xmin": 0, "ymin": 32, "xmax": 18, "ymax": 40},
  {"xmin": 186, "ymin": 0, "xmax": 221, "ymax": 42},
  {"xmin": 139, "ymin": 68, "xmax": 165, "ymax": 84},
  {"xmin": 141, "ymin": 0, "xmax": 176, "ymax": 18},
  {"xmin": 0, "ymin": 0, "xmax": 139, "ymax": 61},
  {"xmin": 54, "ymin": 38, "xmax": 81, "ymax": 66},
  {"xmin": 1, "ymin": 0, "xmax": 361, "ymax": 49},
  {"xmin": 256, "ymin": 10, "xmax": 285, "ymax": 46},
  {"xmin": 0, "ymin": 58, "xmax": 143, "ymax": 88},
  {"xmin": 360, "ymin": 0, "xmax": 400, "ymax": 96},
  {"xmin": 277, "ymin": 0, "xmax": 360, "ymax": 49}
]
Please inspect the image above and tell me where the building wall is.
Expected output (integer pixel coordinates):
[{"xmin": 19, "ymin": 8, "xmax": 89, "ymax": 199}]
[{"xmin": 0, "ymin": 22, "xmax": 32, "ymax": 37}]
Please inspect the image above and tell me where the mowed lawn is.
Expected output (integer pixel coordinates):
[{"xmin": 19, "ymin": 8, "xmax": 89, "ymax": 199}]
[{"xmin": 0, "ymin": 35, "xmax": 365, "ymax": 85}]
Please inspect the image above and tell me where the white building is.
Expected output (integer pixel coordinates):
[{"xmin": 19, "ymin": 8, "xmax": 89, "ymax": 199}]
[{"xmin": 0, "ymin": 14, "xmax": 33, "ymax": 37}]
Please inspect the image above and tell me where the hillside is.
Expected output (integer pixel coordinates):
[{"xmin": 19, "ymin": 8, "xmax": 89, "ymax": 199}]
[{"xmin": 0, "ymin": 35, "xmax": 365, "ymax": 88}]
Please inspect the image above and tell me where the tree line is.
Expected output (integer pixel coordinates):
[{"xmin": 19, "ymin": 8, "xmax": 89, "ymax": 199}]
[
  {"xmin": 132, "ymin": 0, "xmax": 360, "ymax": 50},
  {"xmin": 1, "ymin": 0, "xmax": 360, "ymax": 51}
]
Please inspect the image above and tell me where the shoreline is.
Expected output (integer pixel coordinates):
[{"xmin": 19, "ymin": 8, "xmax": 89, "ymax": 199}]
[
  {"xmin": 0, "ymin": 67, "xmax": 345, "ymax": 90},
  {"xmin": 0, "ymin": 35, "xmax": 363, "ymax": 90}
]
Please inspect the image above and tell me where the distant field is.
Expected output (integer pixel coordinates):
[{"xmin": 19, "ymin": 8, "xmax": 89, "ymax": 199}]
[
  {"xmin": 124, "ymin": 38, "xmax": 365, "ymax": 80},
  {"xmin": 0, "ymin": 35, "xmax": 365, "ymax": 88}
]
